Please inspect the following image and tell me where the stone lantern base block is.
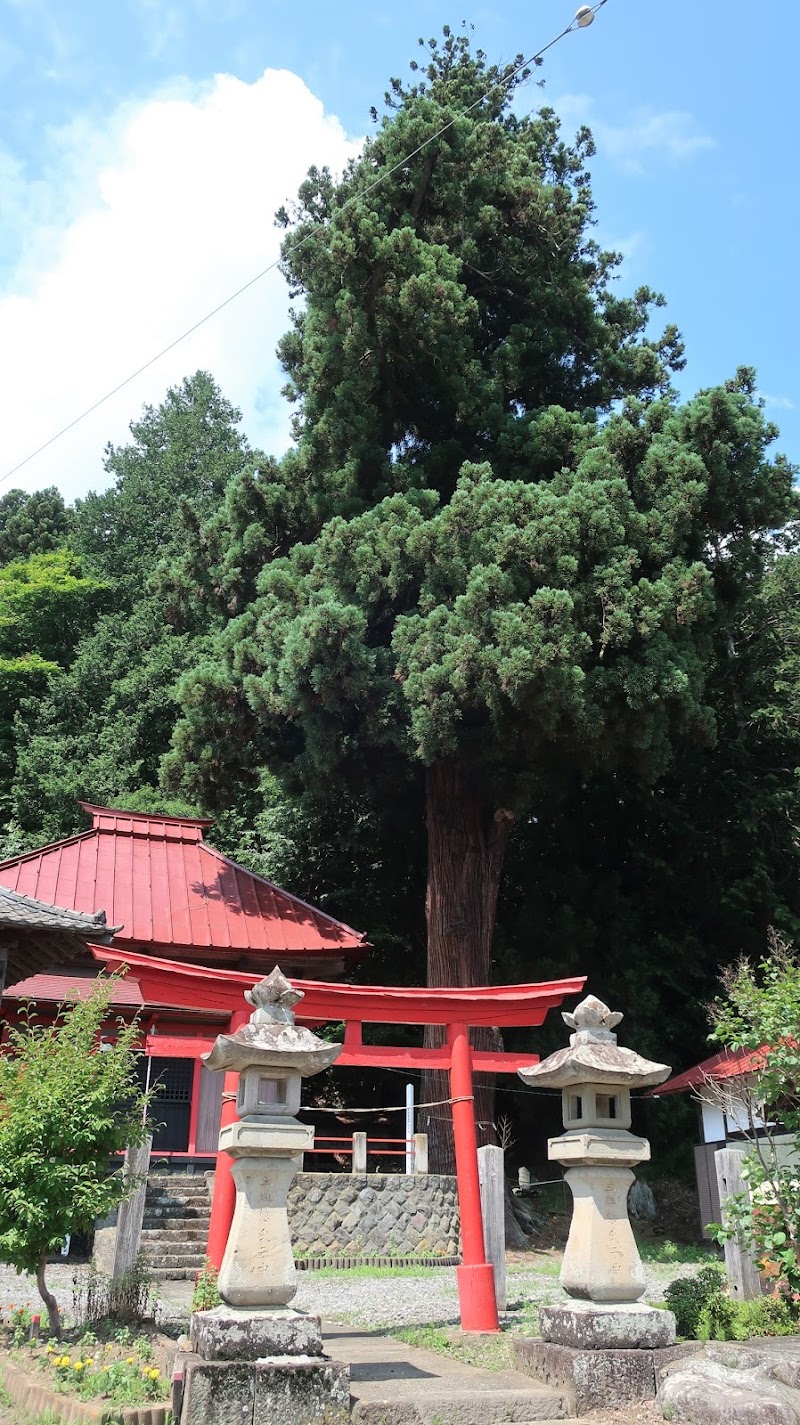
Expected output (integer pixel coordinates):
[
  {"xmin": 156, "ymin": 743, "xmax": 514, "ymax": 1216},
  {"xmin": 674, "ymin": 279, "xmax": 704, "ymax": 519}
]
[
  {"xmin": 180, "ymin": 1355, "xmax": 349, "ymax": 1425},
  {"xmin": 512, "ymin": 1336, "xmax": 698, "ymax": 1418},
  {"xmin": 255, "ymin": 1356, "xmax": 350, "ymax": 1425},
  {"xmin": 539, "ymin": 1300, "xmax": 676, "ymax": 1350},
  {"xmin": 190, "ymin": 1306, "xmax": 322, "ymax": 1361}
]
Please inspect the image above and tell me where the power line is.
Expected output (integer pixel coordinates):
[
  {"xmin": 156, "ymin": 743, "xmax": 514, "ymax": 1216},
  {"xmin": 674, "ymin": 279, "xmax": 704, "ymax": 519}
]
[{"xmin": 2, "ymin": 1, "xmax": 609, "ymax": 487}]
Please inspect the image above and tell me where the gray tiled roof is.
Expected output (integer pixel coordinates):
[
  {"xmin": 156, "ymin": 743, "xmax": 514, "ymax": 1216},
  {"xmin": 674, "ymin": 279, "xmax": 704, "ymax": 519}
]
[{"xmin": 0, "ymin": 886, "xmax": 118, "ymax": 942}]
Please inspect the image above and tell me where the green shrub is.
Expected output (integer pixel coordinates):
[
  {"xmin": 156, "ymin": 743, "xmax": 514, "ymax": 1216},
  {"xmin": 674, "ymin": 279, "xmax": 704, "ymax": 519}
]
[
  {"xmin": 191, "ymin": 1258, "xmax": 221, "ymax": 1313},
  {"xmin": 664, "ymin": 1264, "xmax": 726, "ymax": 1338},
  {"xmin": 698, "ymin": 1290, "xmax": 795, "ymax": 1341},
  {"xmin": 735, "ymin": 1294, "xmax": 795, "ymax": 1337},
  {"xmin": 697, "ymin": 1290, "xmax": 739, "ymax": 1341}
]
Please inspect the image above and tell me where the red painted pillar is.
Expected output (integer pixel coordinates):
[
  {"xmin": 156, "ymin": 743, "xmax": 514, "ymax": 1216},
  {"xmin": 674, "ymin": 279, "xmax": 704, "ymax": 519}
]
[
  {"xmin": 447, "ymin": 1021, "xmax": 499, "ymax": 1333},
  {"xmin": 205, "ymin": 1008, "xmax": 247, "ymax": 1272}
]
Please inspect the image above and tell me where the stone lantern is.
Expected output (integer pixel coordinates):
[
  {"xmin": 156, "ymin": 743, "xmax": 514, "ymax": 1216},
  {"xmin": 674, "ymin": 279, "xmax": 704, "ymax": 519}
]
[
  {"xmin": 200, "ymin": 966, "xmax": 342, "ymax": 1310},
  {"xmin": 180, "ymin": 970, "xmax": 349, "ymax": 1425},
  {"xmin": 517, "ymin": 995, "xmax": 674, "ymax": 1349}
]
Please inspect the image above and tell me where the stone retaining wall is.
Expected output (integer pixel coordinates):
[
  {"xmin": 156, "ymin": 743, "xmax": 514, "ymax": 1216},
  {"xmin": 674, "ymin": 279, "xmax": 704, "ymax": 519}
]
[{"xmin": 287, "ymin": 1172, "xmax": 460, "ymax": 1260}]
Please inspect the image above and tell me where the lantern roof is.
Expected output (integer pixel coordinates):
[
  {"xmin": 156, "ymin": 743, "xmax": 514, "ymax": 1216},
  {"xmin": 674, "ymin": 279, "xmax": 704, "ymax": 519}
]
[
  {"xmin": 519, "ymin": 994, "xmax": 671, "ymax": 1091},
  {"xmin": 202, "ymin": 967, "xmax": 342, "ymax": 1077}
]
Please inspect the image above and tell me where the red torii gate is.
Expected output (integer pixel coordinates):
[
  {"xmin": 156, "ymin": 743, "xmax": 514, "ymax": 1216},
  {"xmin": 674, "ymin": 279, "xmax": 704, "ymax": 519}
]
[{"xmin": 92, "ymin": 948, "xmax": 584, "ymax": 1333}]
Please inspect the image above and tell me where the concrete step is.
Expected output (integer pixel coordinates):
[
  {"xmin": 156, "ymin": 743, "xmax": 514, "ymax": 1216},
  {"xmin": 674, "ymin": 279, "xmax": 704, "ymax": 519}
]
[
  {"xmin": 142, "ymin": 1205, "xmax": 210, "ymax": 1220},
  {"xmin": 141, "ymin": 1224, "xmax": 209, "ymax": 1239},
  {"xmin": 144, "ymin": 1191, "xmax": 211, "ymax": 1202},
  {"xmin": 149, "ymin": 1267, "xmax": 198, "ymax": 1280},
  {"xmin": 326, "ymin": 1325, "xmax": 572, "ymax": 1425},
  {"xmin": 351, "ymin": 1391, "xmax": 573, "ymax": 1424},
  {"xmin": 146, "ymin": 1187, "xmax": 209, "ymax": 1199},
  {"xmin": 140, "ymin": 1251, "xmax": 206, "ymax": 1267}
]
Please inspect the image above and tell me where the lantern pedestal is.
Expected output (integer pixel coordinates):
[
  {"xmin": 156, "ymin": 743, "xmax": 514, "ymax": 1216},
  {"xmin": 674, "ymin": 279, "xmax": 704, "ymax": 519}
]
[{"xmin": 217, "ymin": 1119, "xmax": 313, "ymax": 1308}]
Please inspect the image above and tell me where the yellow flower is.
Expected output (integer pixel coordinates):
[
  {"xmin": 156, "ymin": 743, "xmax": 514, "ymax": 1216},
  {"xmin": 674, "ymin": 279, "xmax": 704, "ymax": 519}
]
[
  {"xmin": 45, "ymin": 1345, "xmax": 54, "ymax": 1354},
  {"xmin": 105, "ymin": 1343, "xmax": 114, "ymax": 1352},
  {"xmin": 74, "ymin": 1362, "xmax": 84, "ymax": 1372},
  {"xmin": 149, "ymin": 1369, "xmax": 160, "ymax": 1379},
  {"xmin": 85, "ymin": 1357, "xmax": 93, "ymax": 1366},
  {"xmin": 126, "ymin": 1357, "xmax": 135, "ymax": 1366}
]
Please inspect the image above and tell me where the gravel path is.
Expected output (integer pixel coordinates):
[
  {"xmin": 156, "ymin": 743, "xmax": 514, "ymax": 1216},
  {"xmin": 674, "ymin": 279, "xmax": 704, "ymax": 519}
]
[
  {"xmin": 291, "ymin": 1257, "xmax": 699, "ymax": 1331},
  {"xmin": 0, "ymin": 1256, "xmax": 703, "ymax": 1334}
]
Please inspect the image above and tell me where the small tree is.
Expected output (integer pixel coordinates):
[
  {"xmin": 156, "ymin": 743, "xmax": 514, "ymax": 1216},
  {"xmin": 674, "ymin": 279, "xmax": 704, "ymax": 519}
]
[
  {"xmin": 0, "ymin": 976, "xmax": 151, "ymax": 1336},
  {"xmin": 707, "ymin": 935, "xmax": 800, "ymax": 1303}
]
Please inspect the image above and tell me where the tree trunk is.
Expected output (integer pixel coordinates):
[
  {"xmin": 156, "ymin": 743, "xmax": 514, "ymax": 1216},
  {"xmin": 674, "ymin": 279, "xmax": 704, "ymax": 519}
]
[
  {"xmin": 421, "ymin": 758, "xmax": 514, "ymax": 1173},
  {"xmin": 36, "ymin": 1251, "xmax": 61, "ymax": 1338}
]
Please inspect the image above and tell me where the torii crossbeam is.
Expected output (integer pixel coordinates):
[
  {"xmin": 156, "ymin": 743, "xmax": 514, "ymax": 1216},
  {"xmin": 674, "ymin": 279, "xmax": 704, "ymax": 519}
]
[{"xmin": 92, "ymin": 948, "xmax": 585, "ymax": 1332}]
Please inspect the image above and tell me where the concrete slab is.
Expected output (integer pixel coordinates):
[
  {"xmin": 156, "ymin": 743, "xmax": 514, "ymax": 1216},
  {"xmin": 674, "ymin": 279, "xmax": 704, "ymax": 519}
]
[{"xmin": 322, "ymin": 1324, "xmax": 575, "ymax": 1424}]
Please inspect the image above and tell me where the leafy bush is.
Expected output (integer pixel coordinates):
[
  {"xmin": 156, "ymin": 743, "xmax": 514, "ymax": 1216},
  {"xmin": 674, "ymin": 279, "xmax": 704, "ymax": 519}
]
[
  {"xmin": 708, "ymin": 939, "xmax": 800, "ymax": 1302},
  {"xmin": 697, "ymin": 1289, "xmax": 795, "ymax": 1341},
  {"xmin": 191, "ymin": 1257, "xmax": 221, "ymax": 1313},
  {"xmin": 696, "ymin": 1289, "xmax": 739, "ymax": 1341},
  {"xmin": 664, "ymin": 1264, "xmax": 726, "ymax": 1338},
  {"xmin": 0, "ymin": 978, "xmax": 152, "ymax": 1336}
]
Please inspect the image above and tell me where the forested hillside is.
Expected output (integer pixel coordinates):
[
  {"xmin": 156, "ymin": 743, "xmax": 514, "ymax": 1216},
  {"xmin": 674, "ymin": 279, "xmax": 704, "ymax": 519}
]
[{"xmin": 4, "ymin": 37, "xmax": 799, "ymax": 1160}]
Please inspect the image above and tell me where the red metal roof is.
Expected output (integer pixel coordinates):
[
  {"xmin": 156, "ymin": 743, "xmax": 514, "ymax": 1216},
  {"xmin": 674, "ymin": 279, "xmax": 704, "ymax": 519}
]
[
  {"xmin": 3, "ymin": 968, "xmax": 145, "ymax": 1008},
  {"xmin": 0, "ymin": 803, "xmax": 367, "ymax": 972},
  {"xmin": 654, "ymin": 1046, "xmax": 766, "ymax": 1096}
]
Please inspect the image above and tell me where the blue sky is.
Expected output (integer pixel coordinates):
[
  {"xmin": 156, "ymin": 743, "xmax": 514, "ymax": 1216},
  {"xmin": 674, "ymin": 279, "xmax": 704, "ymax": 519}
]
[{"xmin": 1, "ymin": 0, "xmax": 798, "ymax": 498}]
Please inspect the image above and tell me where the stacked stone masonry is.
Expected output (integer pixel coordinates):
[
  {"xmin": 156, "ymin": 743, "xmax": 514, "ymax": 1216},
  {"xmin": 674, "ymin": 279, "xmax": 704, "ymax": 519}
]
[
  {"xmin": 287, "ymin": 1172, "xmax": 460, "ymax": 1260},
  {"xmin": 136, "ymin": 1170, "xmax": 461, "ymax": 1278}
]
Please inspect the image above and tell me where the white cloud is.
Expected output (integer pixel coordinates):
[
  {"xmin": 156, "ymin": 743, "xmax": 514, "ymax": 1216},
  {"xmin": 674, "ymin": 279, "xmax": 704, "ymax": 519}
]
[
  {"xmin": 555, "ymin": 93, "xmax": 715, "ymax": 176},
  {"xmin": 760, "ymin": 393, "xmax": 796, "ymax": 411},
  {"xmin": 0, "ymin": 69, "xmax": 360, "ymax": 500}
]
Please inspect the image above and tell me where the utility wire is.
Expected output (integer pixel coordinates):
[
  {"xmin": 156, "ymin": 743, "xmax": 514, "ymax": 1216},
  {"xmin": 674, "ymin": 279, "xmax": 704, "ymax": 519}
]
[{"xmin": 3, "ymin": 1, "xmax": 609, "ymax": 486}]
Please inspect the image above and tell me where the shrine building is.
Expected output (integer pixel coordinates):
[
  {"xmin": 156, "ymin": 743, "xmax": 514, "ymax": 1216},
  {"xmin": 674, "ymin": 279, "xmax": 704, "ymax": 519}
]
[{"xmin": 0, "ymin": 803, "xmax": 368, "ymax": 1161}]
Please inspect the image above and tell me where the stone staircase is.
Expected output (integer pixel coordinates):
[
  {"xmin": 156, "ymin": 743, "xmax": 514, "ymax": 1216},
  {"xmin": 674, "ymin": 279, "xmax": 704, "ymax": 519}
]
[{"xmin": 139, "ymin": 1173, "xmax": 211, "ymax": 1281}]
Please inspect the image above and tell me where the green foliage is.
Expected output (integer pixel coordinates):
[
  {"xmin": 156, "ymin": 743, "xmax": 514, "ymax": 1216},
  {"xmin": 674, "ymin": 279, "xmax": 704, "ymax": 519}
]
[
  {"xmin": 637, "ymin": 1240, "xmax": 713, "ymax": 1265},
  {"xmin": 696, "ymin": 1287, "xmax": 739, "ymax": 1341},
  {"xmin": 73, "ymin": 371, "xmax": 254, "ymax": 597},
  {"xmin": 708, "ymin": 937, "xmax": 800, "ymax": 1297},
  {"xmin": 696, "ymin": 1290, "xmax": 795, "ymax": 1341},
  {"xmin": 190, "ymin": 1258, "xmax": 221, "ymax": 1313},
  {"xmin": 11, "ymin": 598, "xmax": 205, "ymax": 843},
  {"xmin": 0, "ymin": 488, "xmax": 72, "ymax": 566},
  {"xmin": 0, "ymin": 549, "xmax": 109, "ymax": 665},
  {"xmin": 42, "ymin": 1338, "xmax": 165, "ymax": 1403},
  {"xmin": 0, "ymin": 978, "xmax": 152, "ymax": 1334},
  {"xmin": 160, "ymin": 35, "xmax": 798, "ymax": 1166},
  {"xmin": 663, "ymin": 1264, "xmax": 726, "ymax": 1338},
  {"xmin": 0, "ymin": 549, "xmax": 110, "ymax": 817}
]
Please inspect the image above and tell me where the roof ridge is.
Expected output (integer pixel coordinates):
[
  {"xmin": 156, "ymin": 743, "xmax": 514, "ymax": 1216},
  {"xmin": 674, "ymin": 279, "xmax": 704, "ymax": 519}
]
[
  {"xmin": 80, "ymin": 801, "xmax": 214, "ymax": 830},
  {"xmin": 200, "ymin": 841, "xmax": 368, "ymax": 943},
  {"xmin": 0, "ymin": 827, "xmax": 97, "ymax": 871}
]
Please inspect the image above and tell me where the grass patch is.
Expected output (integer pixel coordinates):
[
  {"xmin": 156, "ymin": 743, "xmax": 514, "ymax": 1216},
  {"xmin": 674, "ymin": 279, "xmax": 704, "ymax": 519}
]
[
  {"xmin": 391, "ymin": 1325, "xmax": 512, "ymax": 1372},
  {"xmin": 507, "ymin": 1254, "xmax": 561, "ymax": 1278},
  {"xmin": 637, "ymin": 1239, "xmax": 716, "ymax": 1265}
]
